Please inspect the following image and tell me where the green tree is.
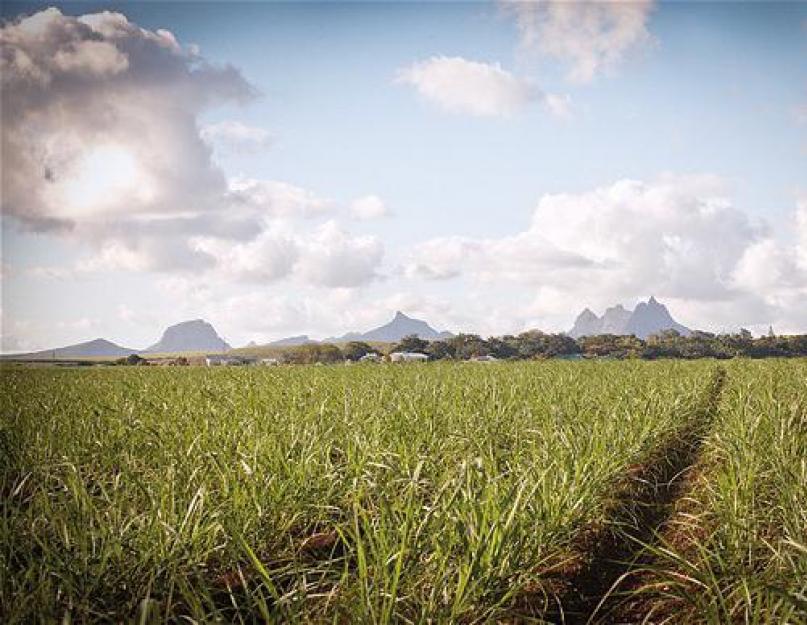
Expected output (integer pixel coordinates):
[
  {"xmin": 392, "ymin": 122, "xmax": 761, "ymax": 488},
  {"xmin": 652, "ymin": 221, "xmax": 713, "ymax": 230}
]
[
  {"xmin": 392, "ymin": 335, "xmax": 429, "ymax": 354},
  {"xmin": 284, "ymin": 343, "xmax": 343, "ymax": 364},
  {"xmin": 341, "ymin": 341, "xmax": 377, "ymax": 362}
]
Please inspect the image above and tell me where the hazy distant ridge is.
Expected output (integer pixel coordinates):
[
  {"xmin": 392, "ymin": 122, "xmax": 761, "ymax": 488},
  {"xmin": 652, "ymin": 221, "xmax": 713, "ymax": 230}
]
[
  {"xmin": 325, "ymin": 311, "xmax": 454, "ymax": 343},
  {"xmin": 4, "ymin": 338, "xmax": 138, "ymax": 360}
]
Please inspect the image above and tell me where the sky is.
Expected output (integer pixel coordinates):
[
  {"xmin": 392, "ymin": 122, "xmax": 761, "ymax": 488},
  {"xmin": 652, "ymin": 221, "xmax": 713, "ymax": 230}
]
[{"xmin": 1, "ymin": 1, "xmax": 806, "ymax": 351}]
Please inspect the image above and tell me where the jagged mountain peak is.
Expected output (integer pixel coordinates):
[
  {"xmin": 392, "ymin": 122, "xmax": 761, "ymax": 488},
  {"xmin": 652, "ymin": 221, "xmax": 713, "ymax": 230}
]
[{"xmin": 569, "ymin": 297, "xmax": 691, "ymax": 339}]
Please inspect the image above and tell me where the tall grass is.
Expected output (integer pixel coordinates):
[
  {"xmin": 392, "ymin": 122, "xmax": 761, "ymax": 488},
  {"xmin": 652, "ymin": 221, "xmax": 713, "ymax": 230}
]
[
  {"xmin": 642, "ymin": 359, "xmax": 807, "ymax": 624},
  {"xmin": 0, "ymin": 360, "xmax": 727, "ymax": 622}
]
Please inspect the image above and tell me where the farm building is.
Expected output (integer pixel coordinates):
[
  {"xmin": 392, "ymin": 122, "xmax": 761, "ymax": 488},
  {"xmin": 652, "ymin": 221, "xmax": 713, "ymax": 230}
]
[
  {"xmin": 389, "ymin": 352, "xmax": 428, "ymax": 363},
  {"xmin": 469, "ymin": 355, "xmax": 498, "ymax": 363},
  {"xmin": 259, "ymin": 358, "xmax": 280, "ymax": 366},
  {"xmin": 205, "ymin": 355, "xmax": 255, "ymax": 366},
  {"xmin": 359, "ymin": 353, "xmax": 382, "ymax": 363}
]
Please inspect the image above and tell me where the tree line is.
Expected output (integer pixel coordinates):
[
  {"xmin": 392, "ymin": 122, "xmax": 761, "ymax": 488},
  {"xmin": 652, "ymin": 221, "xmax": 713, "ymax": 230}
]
[{"xmin": 282, "ymin": 329, "xmax": 807, "ymax": 364}]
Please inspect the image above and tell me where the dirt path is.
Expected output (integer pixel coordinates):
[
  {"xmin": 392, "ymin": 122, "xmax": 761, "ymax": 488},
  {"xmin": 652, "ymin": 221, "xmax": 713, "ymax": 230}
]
[{"xmin": 538, "ymin": 367, "xmax": 726, "ymax": 624}]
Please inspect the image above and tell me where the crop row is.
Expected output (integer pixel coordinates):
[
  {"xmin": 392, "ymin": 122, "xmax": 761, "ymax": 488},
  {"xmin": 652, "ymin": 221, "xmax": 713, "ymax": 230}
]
[
  {"xmin": 633, "ymin": 359, "xmax": 807, "ymax": 624},
  {"xmin": 0, "ymin": 360, "xmax": 771, "ymax": 623}
]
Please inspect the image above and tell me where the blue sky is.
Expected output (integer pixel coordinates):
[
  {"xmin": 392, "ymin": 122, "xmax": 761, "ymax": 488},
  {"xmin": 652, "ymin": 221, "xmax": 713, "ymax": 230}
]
[{"xmin": 2, "ymin": 1, "xmax": 806, "ymax": 350}]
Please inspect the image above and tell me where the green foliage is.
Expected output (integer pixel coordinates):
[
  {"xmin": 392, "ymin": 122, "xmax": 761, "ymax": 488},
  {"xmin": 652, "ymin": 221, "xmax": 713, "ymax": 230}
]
[
  {"xmin": 282, "ymin": 343, "xmax": 343, "ymax": 364},
  {"xmin": 341, "ymin": 341, "xmax": 378, "ymax": 362},
  {"xmin": 114, "ymin": 353, "xmax": 148, "ymax": 366},
  {"xmin": 391, "ymin": 334, "xmax": 429, "ymax": 354}
]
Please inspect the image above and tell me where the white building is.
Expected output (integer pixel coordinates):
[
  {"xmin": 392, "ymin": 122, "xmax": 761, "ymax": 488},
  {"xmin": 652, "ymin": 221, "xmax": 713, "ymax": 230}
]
[
  {"xmin": 389, "ymin": 352, "xmax": 428, "ymax": 363},
  {"xmin": 469, "ymin": 355, "xmax": 498, "ymax": 363},
  {"xmin": 205, "ymin": 355, "xmax": 254, "ymax": 366}
]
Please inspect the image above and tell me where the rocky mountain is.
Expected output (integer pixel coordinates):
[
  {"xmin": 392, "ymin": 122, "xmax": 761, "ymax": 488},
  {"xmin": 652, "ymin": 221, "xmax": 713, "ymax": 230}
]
[
  {"xmin": 570, "ymin": 308, "xmax": 601, "ymax": 337},
  {"xmin": 143, "ymin": 319, "xmax": 230, "ymax": 353},
  {"xmin": 600, "ymin": 304, "xmax": 633, "ymax": 334},
  {"xmin": 327, "ymin": 311, "xmax": 453, "ymax": 343},
  {"xmin": 569, "ymin": 297, "xmax": 691, "ymax": 339},
  {"xmin": 624, "ymin": 297, "xmax": 691, "ymax": 338},
  {"xmin": 4, "ymin": 338, "xmax": 138, "ymax": 360}
]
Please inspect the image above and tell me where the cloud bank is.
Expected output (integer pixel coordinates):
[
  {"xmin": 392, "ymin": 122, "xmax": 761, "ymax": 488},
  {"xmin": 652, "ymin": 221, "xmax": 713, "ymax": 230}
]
[
  {"xmin": 1, "ymin": 8, "xmax": 384, "ymax": 287},
  {"xmin": 407, "ymin": 176, "xmax": 807, "ymax": 333}
]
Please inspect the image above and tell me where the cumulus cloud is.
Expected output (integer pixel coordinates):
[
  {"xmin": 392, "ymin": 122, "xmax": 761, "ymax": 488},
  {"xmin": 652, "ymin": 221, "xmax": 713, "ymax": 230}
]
[
  {"xmin": 505, "ymin": 0, "xmax": 655, "ymax": 83},
  {"xmin": 1, "ymin": 7, "xmax": 255, "ymax": 233},
  {"xmin": 397, "ymin": 56, "xmax": 547, "ymax": 117},
  {"xmin": 350, "ymin": 195, "xmax": 388, "ymax": 220},
  {"xmin": 190, "ymin": 220, "xmax": 383, "ymax": 287},
  {"xmin": 406, "ymin": 175, "xmax": 807, "ymax": 332},
  {"xmin": 192, "ymin": 230, "xmax": 299, "ymax": 283},
  {"xmin": 1, "ymin": 8, "xmax": 384, "ymax": 288},
  {"xmin": 297, "ymin": 221, "xmax": 384, "ymax": 288}
]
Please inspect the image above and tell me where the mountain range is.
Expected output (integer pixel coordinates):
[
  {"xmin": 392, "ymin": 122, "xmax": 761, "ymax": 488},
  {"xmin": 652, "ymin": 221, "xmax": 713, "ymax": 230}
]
[
  {"xmin": 324, "ymin": 311, "xmax": 454, "ymax": 343},
  {"xmin": 568, "ymin": 297, "xmax": 691, "ymax": 339},
  {"xmin": 6, "ymin": 319, "xmax": 230, "ymax": 360},
  {"xmin": 5, "ymin": 301, "xmax": 691, "ymax": 359}
]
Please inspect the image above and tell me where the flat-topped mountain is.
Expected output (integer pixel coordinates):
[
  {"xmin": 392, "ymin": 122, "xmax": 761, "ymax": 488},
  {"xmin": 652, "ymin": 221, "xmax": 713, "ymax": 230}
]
[
  {"xmin": 569, "ymin": 297, "xmax": 691, "ymax": 339},
  {"xmin": 144, "ymin": 319, "xmax": 230, "ymax": 353},
  {"xmin": 328, "ymin": 311, "xmax": 453, "ymax": 343}
]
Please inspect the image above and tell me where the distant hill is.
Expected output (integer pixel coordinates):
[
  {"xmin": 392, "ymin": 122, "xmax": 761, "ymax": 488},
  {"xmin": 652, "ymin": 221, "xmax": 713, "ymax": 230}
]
[
  {"xmin": 266, "ymin": 335, "xmax": 315, "ymax": 347},
  {"xmin": 143, "ymin": 319, "xmax": 230, "ymax": 353},
  {"xmin": 569, "ymin": 297, "xmax": 691, "ymax": 339},
  {"xmin": 326, "ymin": 311, "xmax": 453, "ymax": 343},
  {"xmin": 3, "ymin": 338, "xmax": 138, "ymax": 360}
]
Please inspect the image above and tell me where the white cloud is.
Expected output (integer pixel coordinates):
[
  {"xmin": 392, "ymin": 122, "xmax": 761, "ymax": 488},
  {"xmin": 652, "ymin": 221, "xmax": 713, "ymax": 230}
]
[
  {"xmin": 797, "ymin": 197, "xmax": 807, "ymax": 266},
  {"xmin": 1, "ymin": 9, "xmax": 381, "ymax": 284},
  {"xmin": 406, "ymin": 237, "xmax": 484, "ymax": 281},
  {"xmin": 296, "ymin": 221, "xmax": 383, "ymax": 288},
  {"xmin": 227, "ymin": 177, "xmax": 331, "ymax": 218},
  {"xmin": 189, "ymin": 219, "xmax": 383, "ymax": 288},
  {"xmin": 201, "ymin": 120, "xmax": 271, "ymax": 152},
  {"xmin": 543, "ymin": 92, "xmax": 573, "ymax": 119},
  {"xmin": 505, "ymin": 0, "xmax": 655, "ymax": 83},
  {"xmin": 192, "ymin": 230, "xmax": 299, "ymax": 283},
  {"xmin": 1, "ymin": 7, "xmax": 254, "ymax": 259},
  {"xmin": 397, "ymin": 56, "xmax": 571, "ymax": 119},
  {"xmin": 406, "ymin": 175, "xmax": 806, "ymax": 333},
  {"xmin": 350, "ymin": 195, "xmax": 388, "ymax": 220},
  {"xmin": 397, "ymin": 56, "xmax": 538, "ymax": 117}
]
